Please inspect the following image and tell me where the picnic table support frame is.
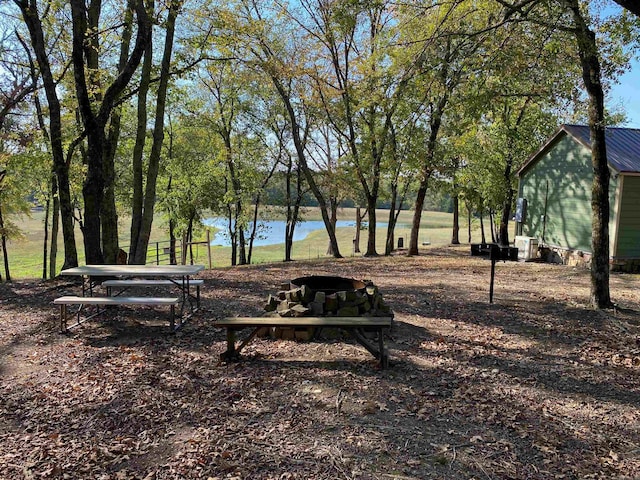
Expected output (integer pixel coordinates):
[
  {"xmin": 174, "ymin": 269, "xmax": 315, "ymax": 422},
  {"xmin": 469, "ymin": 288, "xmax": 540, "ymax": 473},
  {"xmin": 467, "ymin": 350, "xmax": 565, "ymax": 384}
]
[{"xmin": 54, "ymin": 296, "xmax": 180, "ymax": 333}]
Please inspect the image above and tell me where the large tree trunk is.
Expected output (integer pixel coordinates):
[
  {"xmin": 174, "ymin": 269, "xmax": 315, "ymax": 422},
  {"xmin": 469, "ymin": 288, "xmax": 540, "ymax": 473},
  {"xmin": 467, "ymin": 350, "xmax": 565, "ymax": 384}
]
[
  {"xmin": 133, "ymin": 0, "xmax": 180, "ymax": 264},
  {"xmin": 409, "ymin": 104, "xmax": 445, "ymax": 255},
  {"xmin": 239, "ymin": 227, "xmax": 247, "ymax": 265},
  {"xmin": 326, "ymin": 200, "xmax": 338, "ymax": 256},
  {"xmin": 102, "ymin": 1, "xmax": 134, "ymax": 264},
  {"xmin": 365, "ymin": 197, "xmax": 378, "ymax": 257},
  {"xmin": 409, "ymin": 177, "xmax": 429, "ymax": 256},
  {"xmin": 129, "ymin": 30, "xmax": 152, "ymax": 263},
  {"xmin": 81, "ymin": 132, "xmax": 106, "ymax": 264},
  {"xmin": 70, "ymin": 0, "xmax": 150, "ymax": 265},
  {"xmin": 566, "ymin": 0, "xmax": 612, "ymax": 308},
  {"xmin": 17, "ymin": 1, "xmax": 78, "ymax": 270}
]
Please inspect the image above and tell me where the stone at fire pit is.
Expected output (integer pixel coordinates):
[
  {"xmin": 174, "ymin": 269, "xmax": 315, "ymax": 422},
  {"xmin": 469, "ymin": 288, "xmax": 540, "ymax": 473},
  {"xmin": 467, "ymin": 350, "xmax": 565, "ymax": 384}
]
[{"xmin": 264, "ymin": 275, "xmax": 393, "ymax": 318}]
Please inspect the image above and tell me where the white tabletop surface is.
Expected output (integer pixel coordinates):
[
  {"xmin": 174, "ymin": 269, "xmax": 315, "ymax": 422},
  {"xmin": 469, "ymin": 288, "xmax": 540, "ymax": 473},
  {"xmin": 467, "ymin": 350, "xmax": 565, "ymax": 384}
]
[{"xmin": 60, "ymin": 264, "xmax": 205, "ymax": 276}]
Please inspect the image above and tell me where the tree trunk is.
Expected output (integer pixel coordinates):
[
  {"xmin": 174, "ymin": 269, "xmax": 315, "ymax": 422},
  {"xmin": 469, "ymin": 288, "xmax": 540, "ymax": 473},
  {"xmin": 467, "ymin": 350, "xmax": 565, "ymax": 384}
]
[
  {"xmin": 284, "ymin": 159, "xmax": 295, "ymax": 261},
  {"xmin": 81, "ymin": 131, "xmax": 106, "ymax": 264},
  {"xmin": 566, "ymin": 0, "xmax": 612, "ymax": 308},
  {"xmin": 498, "ymin": 155, "xmax": 514, "ymax": 247},
  {"xmin": 489, "ymin": 209, "xmax": 496, "ymax": 243},
  {"xmin": 284, "ymin": 161, "xmax": 302, "ymax": 262},
  {"xmin": 227, "ymin": 198, "xmax": 237, "ymax": 266},
  {"xmin": 31, "ymin": 73, "xmax": 57, "ymax": 278},
  {"xmin": 0, "ymin": 205, "xmax": 11, "ymax": 282},
  {"xmin": 266, "ymin": 71, "xmax": 342, "ymax": 258},
  {"xmin": 186, "ymin": 216, "xmax": 194, "ymax": 264},
  {"xmin": 101, "ymin": 149, "xmax": 119, "ymax": 263},
  {"xmin": 247, "ymin": 205, "xmax": 259, "ymax": 265},
  {"xmin": 385, "ymin": 202, "xmax": 396, "ymax": 256},
  {"xmin": 452, "ymin": 193, "xmax": 460, "ymax": 244},
  {"xmin": 133, "ymin": 0, "xmax": 180, "ymax": 264},
  {"xmin": 50, "ymin": 186, "xmax": 60, "ymax": 279},
  {"xmin": 365, "ymin": 197, "xmax": 378, "ymax": 257},
  {"xmin": 409, "ymin": 178, "xmax": 428, "ymax": 256},
  {"xmin": 129, "ymin": 33, "xmax": 152, "ymax": 264},
  {"xmin": 326, "ymin": 200, "xmax": 338, "ymax": 256},
  {"xmin": 237, "ymin": 208, "xmax": 247, "ymax": 265},
  {"xmin": 355, "ymin": 207, "xmax": 362, "ymax": 254},
  {"xmin": 387, "ymin": 186, "xmax": 407, "ymax": 255},
  {"xmin": 164, "ymin": 174, "xmax": 178, "ymax": 265},
  {"xmin": 409, "ymin": 108, "xmax": 445, "ymax": 255},
  {"xmin": 102, "ymin": 1, "xmax": 134, "ymax": 264},
  {"xmin": 169, "ymin": 218, "xmax": 177, "ymax": 265},
  {"xmin": 70, "ymin": 0, "xmax": 150, "ymax": 265},
  {"xmin": 17, "ymin": 1, "xmax": 79, "ymax": 270},
  {"xmin": 42, "ymin": 189, "xmax": 50, "ymax": 280},
  {"xmin": 467, "ymin": 204, "xmax": 472, "ymax": 244}
]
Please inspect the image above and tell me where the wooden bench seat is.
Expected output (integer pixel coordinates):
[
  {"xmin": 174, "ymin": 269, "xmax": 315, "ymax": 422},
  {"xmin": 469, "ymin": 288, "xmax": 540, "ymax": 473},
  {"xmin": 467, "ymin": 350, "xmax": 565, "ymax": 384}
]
[
  {"xmin": 214, "ymin": 316, "xmax": 393, "ymax": 368},
  {"xmin": 54, "ymin": 296, "xmax": 181, "ymax": 332}
]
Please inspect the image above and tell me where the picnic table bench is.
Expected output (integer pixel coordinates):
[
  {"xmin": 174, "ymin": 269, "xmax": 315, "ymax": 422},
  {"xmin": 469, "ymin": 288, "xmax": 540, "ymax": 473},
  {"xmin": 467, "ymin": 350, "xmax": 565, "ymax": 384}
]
[
  {"xmin": 214, "ymin": 316, "xmax": 393, "ymax": 368},
  {"xmin": 54, "ymin": 296, "xmax": 181, "ymax": 332}
]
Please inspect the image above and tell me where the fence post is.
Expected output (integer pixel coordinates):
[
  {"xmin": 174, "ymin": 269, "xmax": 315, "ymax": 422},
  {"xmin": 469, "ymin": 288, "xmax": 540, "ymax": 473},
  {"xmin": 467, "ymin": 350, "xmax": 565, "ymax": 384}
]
[
  {"xmin": 206, "ymin": 230, "xmax": 212, "ymax": 269},
  {"xmin": 156, "ymin": 242, "xmax": 160, "ymax": 265}
]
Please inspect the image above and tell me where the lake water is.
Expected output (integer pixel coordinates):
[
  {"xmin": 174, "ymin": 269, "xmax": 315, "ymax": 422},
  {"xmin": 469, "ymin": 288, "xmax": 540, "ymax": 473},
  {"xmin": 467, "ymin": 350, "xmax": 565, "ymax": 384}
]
[{"xmin": 204, "ymin": 218, "xmax": 358, "ymax": 246}]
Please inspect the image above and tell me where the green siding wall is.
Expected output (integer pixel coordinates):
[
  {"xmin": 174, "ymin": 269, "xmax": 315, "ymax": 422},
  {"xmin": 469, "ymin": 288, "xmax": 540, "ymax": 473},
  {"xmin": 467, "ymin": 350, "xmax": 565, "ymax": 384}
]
[
  {"xmin": 616, "ymin": 175, "xmax": 640, "ymax": 258},
  {"xmin": 518, "ymin": 134, "xmax": 618, "ymax": 254}
]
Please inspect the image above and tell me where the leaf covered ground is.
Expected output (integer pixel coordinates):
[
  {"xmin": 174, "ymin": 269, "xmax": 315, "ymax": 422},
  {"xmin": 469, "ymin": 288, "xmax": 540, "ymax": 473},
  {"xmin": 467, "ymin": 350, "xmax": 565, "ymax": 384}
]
[{"xmin": 0, "ymin": 246, "xmax": 639, "ymax": 479}]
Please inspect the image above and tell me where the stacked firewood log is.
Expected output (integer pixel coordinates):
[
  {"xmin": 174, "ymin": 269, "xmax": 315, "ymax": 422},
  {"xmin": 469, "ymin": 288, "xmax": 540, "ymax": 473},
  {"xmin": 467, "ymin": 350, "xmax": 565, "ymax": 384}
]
[
  {"xmin": 264, "ymin": 280, "xmax": 392, "ymax": 318},
  {"xmin": 260, "ymin": 278, "xmax": 392, "ymax": 341}
]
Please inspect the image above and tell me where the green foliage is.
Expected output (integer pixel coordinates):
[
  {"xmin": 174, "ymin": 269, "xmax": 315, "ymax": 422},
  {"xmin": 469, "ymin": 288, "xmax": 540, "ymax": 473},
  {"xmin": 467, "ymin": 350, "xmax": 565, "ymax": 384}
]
[{"xmin": 2, "ymin": 0, "xmax": 640, "ymax": 274}]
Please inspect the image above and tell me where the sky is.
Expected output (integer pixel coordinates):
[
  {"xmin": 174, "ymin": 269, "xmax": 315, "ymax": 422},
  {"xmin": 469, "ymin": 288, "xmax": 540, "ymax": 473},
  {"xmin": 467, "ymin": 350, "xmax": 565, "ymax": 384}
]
[{"xmin": 610, "ymin": 57, "xmax": 640, "ymax": 128}]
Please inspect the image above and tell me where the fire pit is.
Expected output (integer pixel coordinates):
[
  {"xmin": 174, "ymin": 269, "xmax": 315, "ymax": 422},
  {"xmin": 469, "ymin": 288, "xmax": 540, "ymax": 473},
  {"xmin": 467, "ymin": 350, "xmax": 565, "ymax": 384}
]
[{"xmin": 264, "ymin": 275, "xmax": 393, "ymax": 318}]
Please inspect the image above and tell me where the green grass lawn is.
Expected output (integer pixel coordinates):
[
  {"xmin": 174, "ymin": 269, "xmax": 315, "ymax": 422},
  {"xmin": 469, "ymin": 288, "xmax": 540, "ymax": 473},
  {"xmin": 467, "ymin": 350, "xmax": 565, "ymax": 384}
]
[{"xmin": 2, "ymin": 207, "xmax": 483, "ymax": 279}]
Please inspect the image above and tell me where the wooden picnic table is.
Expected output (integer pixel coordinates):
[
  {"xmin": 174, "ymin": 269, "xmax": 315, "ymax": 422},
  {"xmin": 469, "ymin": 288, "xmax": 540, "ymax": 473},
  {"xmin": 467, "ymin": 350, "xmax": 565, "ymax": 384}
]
[{"xmin": 215, "ymin": 316, "xmax": 393, "ymax": 369}]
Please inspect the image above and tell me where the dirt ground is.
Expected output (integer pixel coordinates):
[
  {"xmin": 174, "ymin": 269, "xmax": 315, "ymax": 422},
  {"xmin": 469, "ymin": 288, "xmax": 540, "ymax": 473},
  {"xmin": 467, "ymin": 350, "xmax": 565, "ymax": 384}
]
[{"xmin": 0, "ymin": 246, "xmax": 639, "ymax": 480}]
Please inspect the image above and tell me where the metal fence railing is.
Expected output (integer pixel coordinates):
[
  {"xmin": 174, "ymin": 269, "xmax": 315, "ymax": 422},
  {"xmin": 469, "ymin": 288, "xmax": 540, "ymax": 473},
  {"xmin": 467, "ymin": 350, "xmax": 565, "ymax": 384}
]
[{"xmin": 123, "ymin": 231, "xmax": 212, "ymax": 269}]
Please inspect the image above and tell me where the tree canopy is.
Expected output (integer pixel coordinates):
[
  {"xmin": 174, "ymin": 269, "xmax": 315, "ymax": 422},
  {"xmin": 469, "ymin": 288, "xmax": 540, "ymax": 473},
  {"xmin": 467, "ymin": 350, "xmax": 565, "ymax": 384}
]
[{"xmin": 1, "ymin": 0, "xmax": 638, "ymax": 307}]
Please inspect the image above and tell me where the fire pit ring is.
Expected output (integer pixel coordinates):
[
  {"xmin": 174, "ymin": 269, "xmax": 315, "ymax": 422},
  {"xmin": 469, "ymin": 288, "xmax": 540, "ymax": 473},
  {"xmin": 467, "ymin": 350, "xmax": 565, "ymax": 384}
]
[{"xmin": 264, "ymin": 275, "xmax": 392, "ymax": 318}]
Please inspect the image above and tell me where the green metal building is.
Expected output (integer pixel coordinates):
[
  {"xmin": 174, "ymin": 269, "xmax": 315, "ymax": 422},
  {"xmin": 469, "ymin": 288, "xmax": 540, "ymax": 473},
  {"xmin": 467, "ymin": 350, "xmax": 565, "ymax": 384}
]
[{"xmin": 517, "ymin": 124, "xmax": 640, "ymax": 271}]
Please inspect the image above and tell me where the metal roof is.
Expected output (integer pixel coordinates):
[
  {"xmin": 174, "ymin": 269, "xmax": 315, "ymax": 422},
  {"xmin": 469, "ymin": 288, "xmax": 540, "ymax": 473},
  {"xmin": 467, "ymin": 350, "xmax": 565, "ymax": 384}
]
[{"xmin": 519, "ymin": 124, "xmax": 640, "ymax": 175}]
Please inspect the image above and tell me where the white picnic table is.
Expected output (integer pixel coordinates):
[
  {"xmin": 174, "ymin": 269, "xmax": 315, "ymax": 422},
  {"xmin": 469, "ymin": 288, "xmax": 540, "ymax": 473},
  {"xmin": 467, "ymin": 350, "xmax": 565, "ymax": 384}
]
[{"xmin": 56, "ymin": 264, "xmax": 205, "ymax": 331}]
